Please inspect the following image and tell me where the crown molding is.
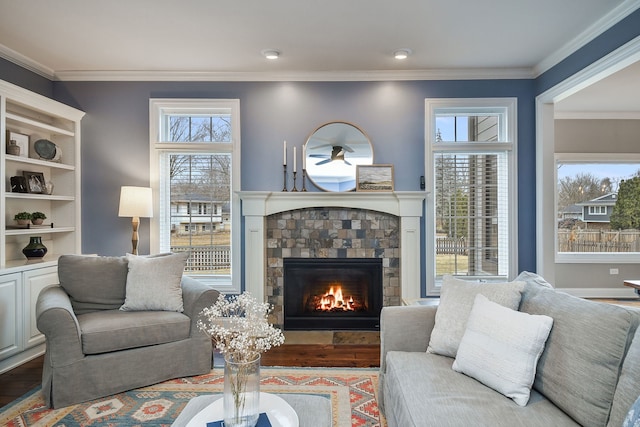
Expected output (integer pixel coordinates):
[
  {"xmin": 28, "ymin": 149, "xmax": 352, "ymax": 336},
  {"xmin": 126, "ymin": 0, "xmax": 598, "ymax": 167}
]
[
  {"xmin": 554, "ymin": 110, "xmax": 640, "ymax": 120},
  {"xmin": 533, "ymin": 0, "xmax": 640, "ymax": 77},
  {"xmin": 52, "ymin": 68, "xmax": 533, "ymax": 82},
  {"xmin": 0, "ymin": 44, "xmax": 55, "ymax": 80}
]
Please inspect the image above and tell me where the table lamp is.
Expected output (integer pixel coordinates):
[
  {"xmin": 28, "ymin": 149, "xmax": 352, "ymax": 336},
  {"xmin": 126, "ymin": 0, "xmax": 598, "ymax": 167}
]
[{"xmin": 118, "ymin": 186, "xmax": 153, "ymax": 255}]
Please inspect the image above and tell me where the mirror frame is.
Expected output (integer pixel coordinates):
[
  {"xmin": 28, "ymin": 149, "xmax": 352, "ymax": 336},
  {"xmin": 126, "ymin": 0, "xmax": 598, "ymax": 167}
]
[{"xmin": 303, "ymin": 121, "xmax": 374, "ymax": 192}]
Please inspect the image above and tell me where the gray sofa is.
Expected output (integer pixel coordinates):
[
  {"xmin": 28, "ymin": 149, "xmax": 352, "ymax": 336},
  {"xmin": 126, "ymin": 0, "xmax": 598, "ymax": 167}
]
[
  {"xmin": 36, "ymin": 255, "xmax": 219, "ymax": 408},
  {"xmin": 379, "ymin": 277, "xmax": 640, "ymax": 427}
]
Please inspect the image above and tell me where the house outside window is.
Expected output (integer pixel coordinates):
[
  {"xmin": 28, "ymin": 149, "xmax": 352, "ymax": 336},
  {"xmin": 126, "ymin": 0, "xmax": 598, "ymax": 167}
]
[
  {"xmin": 150, "ymin": 99, "xmax": 241, "ymax": 293},
  {"xmin": 555, "ymin": 155, "xmax": 640, "ymax": 262},
  {"xmin": 425, "ymin": 98, "xmax": 517, "ymax": 294}
]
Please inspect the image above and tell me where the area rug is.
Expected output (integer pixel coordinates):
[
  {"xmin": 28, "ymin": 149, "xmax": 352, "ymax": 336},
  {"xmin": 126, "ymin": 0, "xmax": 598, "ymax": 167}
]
[{"xmin": 0, "ymin": 367, "xmax": 386, "ymax": 427}]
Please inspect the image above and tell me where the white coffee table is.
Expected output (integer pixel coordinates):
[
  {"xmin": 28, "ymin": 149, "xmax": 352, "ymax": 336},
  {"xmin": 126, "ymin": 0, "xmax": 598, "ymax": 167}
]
[{"xmin": 172, "ymin": 392, "xmax": 332, "ymax": 427}]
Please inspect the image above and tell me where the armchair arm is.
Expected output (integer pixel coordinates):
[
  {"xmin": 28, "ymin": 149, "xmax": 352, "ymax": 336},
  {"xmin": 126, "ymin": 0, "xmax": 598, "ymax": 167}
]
[
  {"xmin": 181, "ymin": 276, "xmax": 220, "ymax": 336},
  {"xmin": 36, "ymin": 285, "xmax": 84, "ymax": 366},
  {"xmin": 379, "ymin": 305, "xmax": 438, "ymax": 373}
]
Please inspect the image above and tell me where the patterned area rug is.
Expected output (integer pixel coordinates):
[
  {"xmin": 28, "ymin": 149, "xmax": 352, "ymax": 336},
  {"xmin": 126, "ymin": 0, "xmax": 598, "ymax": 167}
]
[{"xmin": 0, "ymin": 367, "xmax": 386, "ymax": 427}]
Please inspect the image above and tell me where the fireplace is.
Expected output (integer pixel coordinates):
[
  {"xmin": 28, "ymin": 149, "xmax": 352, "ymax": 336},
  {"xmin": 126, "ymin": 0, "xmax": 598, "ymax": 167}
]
[{"xmin": 283, "ymin": 258, "xmax": 383, "ymax": 330}]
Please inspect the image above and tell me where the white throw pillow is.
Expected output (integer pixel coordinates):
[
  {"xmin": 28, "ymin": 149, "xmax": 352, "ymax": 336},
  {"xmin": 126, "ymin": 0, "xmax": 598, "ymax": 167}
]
[
  {"xmin": 427, "ymin": 275, "xmax": 525, "ymax": 357},
  {"xmin": 452, "ymin": 294, "xmax": 553, "ymax": 406},
  {"xmin": 120, "ymin": 252, "xmax": 188, "ymax": 312}
]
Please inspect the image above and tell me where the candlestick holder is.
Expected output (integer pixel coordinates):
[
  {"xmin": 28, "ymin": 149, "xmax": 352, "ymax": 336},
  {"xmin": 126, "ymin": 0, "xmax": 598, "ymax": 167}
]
[
  {"xmin": 292, "ymin": 171, "xmax": 298, "ymax": 192},
  {"xmin": 282, "ymin": 164, "xmax": 288, "ymax": 192},
  {"xmin": 302, "ymin": 169, "xmax": 307, "ymax": 191}
]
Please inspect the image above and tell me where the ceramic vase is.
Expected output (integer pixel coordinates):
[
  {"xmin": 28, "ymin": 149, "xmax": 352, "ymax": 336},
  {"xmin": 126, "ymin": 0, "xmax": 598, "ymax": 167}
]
[
  {"xmin": 223, "ymin": 353, "xmax": 261, "ymax": 427},
  {"xmin": 7, "ymin": 140, "xmax": 20, "ymax": 156},
  {"xmin": 22, "ymin": 236, "xmax": 47, "ymax": 259}
]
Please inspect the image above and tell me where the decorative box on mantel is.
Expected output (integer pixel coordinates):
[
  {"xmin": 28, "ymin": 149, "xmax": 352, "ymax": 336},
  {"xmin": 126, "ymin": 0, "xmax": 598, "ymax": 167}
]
[{"xmin": 237, "ymin": 191, "xmax": 427, "ymax": 308}]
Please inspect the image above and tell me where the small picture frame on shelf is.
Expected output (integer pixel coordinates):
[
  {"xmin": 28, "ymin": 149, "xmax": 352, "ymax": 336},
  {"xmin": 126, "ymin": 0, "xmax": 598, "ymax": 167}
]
[
  {"xmin": 6, "ymin": 131, "xmax": 29, "ymax": 158},
  {"xmin": 356, "ymin": 164, "xmax": 394, "ymax": 192},
  {"xmin": 10, "ymin": 176, "xmax": 28, "ymax": 193},
  {"xmin": 23, "ymin": 171, "xmax": 46, "ymax": 194}
]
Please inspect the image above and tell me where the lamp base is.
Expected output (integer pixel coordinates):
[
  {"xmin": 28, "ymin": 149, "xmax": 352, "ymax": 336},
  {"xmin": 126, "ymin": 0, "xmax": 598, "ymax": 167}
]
[{"xmin": 131, "ymin": 216, "xmax": 140, "ymax": 255}]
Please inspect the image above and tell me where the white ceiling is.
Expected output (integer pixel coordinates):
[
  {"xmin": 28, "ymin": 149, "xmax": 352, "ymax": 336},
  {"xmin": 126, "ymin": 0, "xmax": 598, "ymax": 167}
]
[{"xmin": 0, "ymin": 0, "xmax": 639, "ymax": 114}]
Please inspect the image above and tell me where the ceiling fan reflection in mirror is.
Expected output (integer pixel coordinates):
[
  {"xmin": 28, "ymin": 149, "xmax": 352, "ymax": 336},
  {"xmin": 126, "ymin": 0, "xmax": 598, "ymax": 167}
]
[{"xmin": 304, "ymin": 121, "xmax": 374, "ymax": 192}]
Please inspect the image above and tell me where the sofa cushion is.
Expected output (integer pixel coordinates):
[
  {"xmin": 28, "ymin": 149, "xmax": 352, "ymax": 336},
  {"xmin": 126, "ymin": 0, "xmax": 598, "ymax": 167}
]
[
  {"xmin": 452, "ymin": 294, "xmax": 553, "ymax": 406},
  {"xmin": 520, "ymin": 282, "xmax": 640, "ymax": 427},
  {"xmin": 77, "ymin": 310, "xmax": 191, "ymax": 354},
  {"xmin": 608, "ymin": 325, "xmax": 640, "ymax": 427},
  {"xmin": 427, "ymin": 275, "xmax": 524, "ymax": 357},
  {"xmin": 120, "ymin": 252, "xmax": 188, "ymax": 312},
  {"xmin": 384, "ymin": 351, "xmax": 580, "ymax": 426},
  {"xmin": 58, "ymin": 255, "xmax": 128, "ymax": 314}
]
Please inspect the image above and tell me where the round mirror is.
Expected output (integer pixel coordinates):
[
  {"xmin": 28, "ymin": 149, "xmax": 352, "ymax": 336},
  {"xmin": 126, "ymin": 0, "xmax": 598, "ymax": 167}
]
[{"xmin": 304, "ymin": 121, "xmax": 374, "ymax": 192}]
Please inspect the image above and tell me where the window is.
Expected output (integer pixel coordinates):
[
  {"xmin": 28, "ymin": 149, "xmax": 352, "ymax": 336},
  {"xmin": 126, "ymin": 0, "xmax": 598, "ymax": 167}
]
[
  {"xmin": 150, "ymin": 99, "xmax": 241, "ymax": 293},
  {"xmin": 555, "ymin": 154, "xmax": 640, "ymax": 263},
  {"xmin": 425, "ymin": 98, "xmax": 517, "ymax": 294}
]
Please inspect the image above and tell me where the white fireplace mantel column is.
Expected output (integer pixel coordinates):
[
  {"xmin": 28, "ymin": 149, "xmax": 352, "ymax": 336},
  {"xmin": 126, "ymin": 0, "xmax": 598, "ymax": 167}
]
[{"xmin": 237, "ymin": 191, "xmax": 427, "ymax": 303}]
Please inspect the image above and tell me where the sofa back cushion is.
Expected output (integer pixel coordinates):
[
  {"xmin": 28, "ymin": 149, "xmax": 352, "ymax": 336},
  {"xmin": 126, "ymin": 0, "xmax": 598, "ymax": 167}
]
[
  {"xmin": 607, "ymin": 323, "xmax": 640, "ymax": 427},
  {"xmin": 520, "ymin": 282, "xmax": 640, "ymax": 427},
  {"xmin": 58, "ymin": 255, "xmax": 128, "ymax": 314}
]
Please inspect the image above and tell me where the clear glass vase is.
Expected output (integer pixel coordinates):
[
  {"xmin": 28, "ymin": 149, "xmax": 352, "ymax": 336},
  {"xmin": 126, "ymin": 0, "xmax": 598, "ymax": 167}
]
[{"xmin": 223, "ymin": 353, "xmax": 261, "ymax": 427}]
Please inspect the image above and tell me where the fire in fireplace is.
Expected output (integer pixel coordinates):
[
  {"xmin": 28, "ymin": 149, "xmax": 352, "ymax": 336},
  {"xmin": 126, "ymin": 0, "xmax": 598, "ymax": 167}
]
[{"xmin": 283, "ymin": 258, "xmax": 383, "ymax": 330}]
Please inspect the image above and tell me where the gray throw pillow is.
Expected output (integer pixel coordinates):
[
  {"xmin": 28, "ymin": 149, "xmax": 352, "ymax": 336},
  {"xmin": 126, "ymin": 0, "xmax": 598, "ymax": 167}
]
[
  {"xmin": 120, "ymin": 252, "xmax": 188, "ymax": 312},
  {"xmin": 58, "ymin": 254, "xmax": 128, "ymax": 314},
  {"xmin": 514, "ymin": 271, "xmax": 554, "ymax": 289},
  {"xmin": 427, "ymin": 275, "xmax": 525, "ymax": 358}
]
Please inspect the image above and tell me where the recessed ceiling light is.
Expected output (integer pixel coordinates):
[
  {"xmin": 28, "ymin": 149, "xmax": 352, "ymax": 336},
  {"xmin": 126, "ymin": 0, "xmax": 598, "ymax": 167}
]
[
  {"xmin": 394, "ymin": 49, "xmax": 412, "ymax": 60},
  {"xmin": 262, "ymin": 49, "xmax": 280, "ymax": 60}
]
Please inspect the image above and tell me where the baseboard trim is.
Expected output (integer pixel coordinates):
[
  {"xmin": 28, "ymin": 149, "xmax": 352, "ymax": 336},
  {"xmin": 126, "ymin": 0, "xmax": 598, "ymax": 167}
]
[
  {"xmin": 555, "ymin": 287, "xmax": 639, "ymax": 298},
  {"xmin": 0, "ymin": 344, "xmax": 45, "ymax": 375}
]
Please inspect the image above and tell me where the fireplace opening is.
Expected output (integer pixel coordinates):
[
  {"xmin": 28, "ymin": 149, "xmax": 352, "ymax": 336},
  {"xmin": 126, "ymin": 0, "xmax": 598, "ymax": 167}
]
[{"xmin": 283, "ymin": 258, "xmax": 383, "ymax": 330}]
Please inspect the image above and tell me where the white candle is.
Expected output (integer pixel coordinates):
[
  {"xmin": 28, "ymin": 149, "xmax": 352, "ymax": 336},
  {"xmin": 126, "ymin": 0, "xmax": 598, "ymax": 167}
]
[
  {"xmin": 302, "ymin": 145, "xmax": 306, "ymax": 169},
  {"xmin": 293, "ymin": 146, "xmax": 297, "ymax": 172},
  {"xmin": 283, "ymin": 140, "xmax": 287, "ymax": 165}
]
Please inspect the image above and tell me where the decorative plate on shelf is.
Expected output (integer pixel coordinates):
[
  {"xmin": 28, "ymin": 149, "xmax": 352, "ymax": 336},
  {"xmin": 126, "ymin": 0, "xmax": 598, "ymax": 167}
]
[{"xmin": 34, "ymin": 139, "xmax": 61, "ymax": 161}]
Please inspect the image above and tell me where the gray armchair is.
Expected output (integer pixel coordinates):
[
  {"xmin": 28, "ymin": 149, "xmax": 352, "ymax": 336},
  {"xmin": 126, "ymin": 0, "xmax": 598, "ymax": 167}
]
[{"xmin": 36, "ymin": 255, "xmax": 219, "ymax": 408}]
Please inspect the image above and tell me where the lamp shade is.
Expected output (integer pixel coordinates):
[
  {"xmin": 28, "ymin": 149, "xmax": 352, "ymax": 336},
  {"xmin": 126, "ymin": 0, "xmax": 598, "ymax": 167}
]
[{"xmin": 118, "ymin": 186, "xmax": 153, "ymax": 218}]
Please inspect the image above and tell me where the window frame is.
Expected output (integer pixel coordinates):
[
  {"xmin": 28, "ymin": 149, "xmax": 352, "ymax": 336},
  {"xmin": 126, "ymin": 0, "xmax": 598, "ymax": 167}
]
[
  {"xmin": 149, "ymin": 98, "xmax": 241, "ymax": 293},
  {"xmin": 554, "ymin": 152, "xmax": 640, "ymax": 264},
  {"xmin": 425, "ymin": 98, "xmax": 518, "ymax": 295}
]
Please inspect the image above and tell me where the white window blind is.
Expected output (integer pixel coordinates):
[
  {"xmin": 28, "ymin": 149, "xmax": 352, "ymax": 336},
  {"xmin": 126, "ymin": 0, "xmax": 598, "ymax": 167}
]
[
  {"xmin": 434, "ymin": 152, "xmax": 509, "ymax": 278},
  {"xmin": 150, "ymin": 99, "xmax": 241, "ymax": 293}
]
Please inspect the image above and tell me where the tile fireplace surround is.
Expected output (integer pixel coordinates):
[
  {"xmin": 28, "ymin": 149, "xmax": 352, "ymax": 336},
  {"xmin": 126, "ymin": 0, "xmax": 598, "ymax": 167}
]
[{"xmin": 238, "ymin": 191, "xmax": 426, "ymax": 327}]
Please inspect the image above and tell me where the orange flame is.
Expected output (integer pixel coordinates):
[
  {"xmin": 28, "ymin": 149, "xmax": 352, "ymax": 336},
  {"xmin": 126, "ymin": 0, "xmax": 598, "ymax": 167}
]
[{"xmin": 317, "ymin": 284, "xmax": 355, "ymax": 311}]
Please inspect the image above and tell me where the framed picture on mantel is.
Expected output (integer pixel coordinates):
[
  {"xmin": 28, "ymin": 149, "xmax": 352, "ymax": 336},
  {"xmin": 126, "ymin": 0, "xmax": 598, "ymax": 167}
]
[{"xmin": 356, "ymin": 164, "xmax": 394, "ymax": 192}]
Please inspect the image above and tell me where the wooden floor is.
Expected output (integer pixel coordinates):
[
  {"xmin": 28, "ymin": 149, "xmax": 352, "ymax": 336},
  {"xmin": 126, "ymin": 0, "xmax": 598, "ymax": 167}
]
[{"xmin": 0, "ymin": 344, "xmax": 380, "ymax": 408}]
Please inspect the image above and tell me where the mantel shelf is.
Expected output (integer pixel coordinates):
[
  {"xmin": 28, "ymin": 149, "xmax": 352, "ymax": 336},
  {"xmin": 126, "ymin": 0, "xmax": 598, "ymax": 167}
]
[{"xmin": 237, "ymin": 191, "xmax": 427, "ymax": 217}]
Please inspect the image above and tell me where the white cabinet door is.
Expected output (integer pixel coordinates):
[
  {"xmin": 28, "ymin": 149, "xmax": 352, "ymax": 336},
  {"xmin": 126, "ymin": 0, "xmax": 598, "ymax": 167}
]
[
  {"xmin": 0, "ymin": 272, "xmax": 22, "ymax": 360},
  {"xmin": 23, "ymin": 266, "xmax": 58, "ymax": 348}
]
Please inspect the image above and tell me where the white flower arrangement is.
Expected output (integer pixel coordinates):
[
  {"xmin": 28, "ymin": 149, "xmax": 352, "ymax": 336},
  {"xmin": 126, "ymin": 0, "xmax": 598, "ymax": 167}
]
[{"xmin": 197, "ymin": 291, "xmax": 285, "ymax": 363}]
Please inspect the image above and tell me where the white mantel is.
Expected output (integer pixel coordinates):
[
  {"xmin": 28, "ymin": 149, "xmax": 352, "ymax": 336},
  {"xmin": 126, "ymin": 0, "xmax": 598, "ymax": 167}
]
[{"xmin": 238, "ymin": 191, "xmax": 426, "ymax": 303}]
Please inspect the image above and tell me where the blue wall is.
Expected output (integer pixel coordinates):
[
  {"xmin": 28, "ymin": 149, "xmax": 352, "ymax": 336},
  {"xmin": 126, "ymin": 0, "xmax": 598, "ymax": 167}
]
[
  {"xmin": 50, "ymin": 80, "xmax": 537, "ymax": 285},
  {"xmin": 536, "ymin": 8, "xmax": 640, "ymax": 95},
  {"xmin": 0, "ymin": 57, "xmax": 53, "ymax": 98}
]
